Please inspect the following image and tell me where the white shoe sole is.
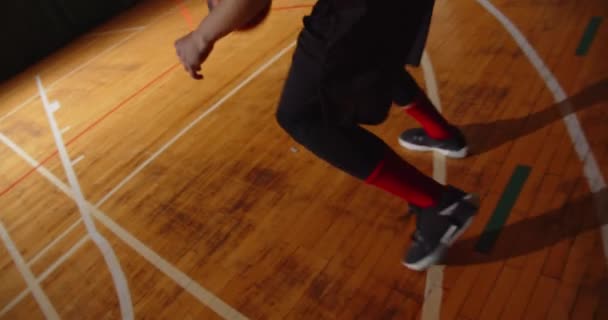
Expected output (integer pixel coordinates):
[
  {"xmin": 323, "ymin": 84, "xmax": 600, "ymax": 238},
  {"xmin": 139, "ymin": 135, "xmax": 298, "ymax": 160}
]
[
  {"xmin": 398, "ymin": 138, "xmax": 468, "ymax": 159},
  {"xmin": 402, "ymin": 216, "xmax": 474, "ymax": 271}
]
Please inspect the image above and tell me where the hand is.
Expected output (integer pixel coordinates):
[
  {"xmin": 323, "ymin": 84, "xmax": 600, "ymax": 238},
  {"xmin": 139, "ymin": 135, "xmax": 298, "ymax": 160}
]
[{"xmin": 174, "ymin": 31, "xmax": 214, "ymax": 80}]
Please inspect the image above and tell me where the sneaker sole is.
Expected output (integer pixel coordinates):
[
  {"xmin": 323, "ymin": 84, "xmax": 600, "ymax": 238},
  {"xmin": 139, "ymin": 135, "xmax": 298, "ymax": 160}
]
[
  {"xmin": 401, "ymin": 216, "xmax": 474, "ymax": 271},
  {"xmin": 398, "ymin": 138, "xmax": 468, "ymax": 159},
  {"xmin": 401, "ymin": 194, "xmax": 478, "ymax": 271}
]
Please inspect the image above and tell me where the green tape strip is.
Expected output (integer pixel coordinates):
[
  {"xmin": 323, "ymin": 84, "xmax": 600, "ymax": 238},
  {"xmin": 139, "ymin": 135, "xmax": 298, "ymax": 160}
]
[
  {"xmin": 576, "ymin": 16, "xmax": 603, "ymax": 56},
  {"xmin": 475, "ymin": 165, "xmax": 531, "ymax": 253}
]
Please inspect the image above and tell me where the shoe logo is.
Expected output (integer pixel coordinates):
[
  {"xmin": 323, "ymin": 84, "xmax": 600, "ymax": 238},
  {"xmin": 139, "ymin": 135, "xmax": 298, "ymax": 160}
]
[
  {"xmin": 439, "ymin": 203, "xmax": 459, "ymax": 216},
  {"xmin": 440, "ymin": 225, "xmax": 458, "ymax": 244}
]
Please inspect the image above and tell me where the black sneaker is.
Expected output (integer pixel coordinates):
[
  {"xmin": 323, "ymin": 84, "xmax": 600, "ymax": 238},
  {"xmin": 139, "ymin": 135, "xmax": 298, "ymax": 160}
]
[
  {"xmin": 402, "ymin": 185, "xmax": 478, "ymax": 271},
  {"xmin": 398, "ymin": 127, "xmax": 468, "ymax": 158}
]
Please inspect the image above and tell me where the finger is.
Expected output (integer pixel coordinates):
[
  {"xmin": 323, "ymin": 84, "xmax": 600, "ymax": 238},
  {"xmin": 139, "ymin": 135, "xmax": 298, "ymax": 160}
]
[
  {"xmin": 183, "ymin": 63, "xmax": 195, "ymax": 76},
  {"xmin": 187, "ymin": 63, "xmax": 201, "ymax": 76},
  {"xmin": 188, "ymin": 67, "xmax": 195, "ymax": 77},
  {"xmin": 189, "ymin": 63, "xmax": 203, "ymax": 79},
  {"xmin": 188, "ymin": 68, "xmax": 201, "ymax": 80}
]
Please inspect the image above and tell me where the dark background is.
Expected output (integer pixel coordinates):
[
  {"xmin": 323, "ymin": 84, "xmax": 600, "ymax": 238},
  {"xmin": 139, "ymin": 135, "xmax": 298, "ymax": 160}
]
[{"xmin": 0, "ymin": 0, "xmax": 140, "ymax": 82}]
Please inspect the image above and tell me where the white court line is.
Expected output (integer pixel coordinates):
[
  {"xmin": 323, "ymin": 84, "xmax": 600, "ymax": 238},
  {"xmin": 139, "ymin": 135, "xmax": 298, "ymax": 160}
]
[
  {"xmin": 0, "ymin": 287, "xmax": 28, "ymax": 317},
  {"xmin": 476, "ymin": 0, "xmax": 608, "ymax": 261},
  {"xmin": 5, "ymin": 40, "xmax": 298, "ymax": 319},
  {"xmin": 0, "ymin": 235, "xmax": 90, "ymax": 317},
  {"xmin": 0, "ymin": 125, "xmax": 248, "ymax": 320},
  {"xmin": 87, "ymin": 26, "xmax": 146, "ymax": 37},
  {"xmin": 0, "ymin": 223, "xmax": 60, "ymax": 319},
  {"xmin": 0, "ymin": 32, "xmax": 139, "ymax": 123},
  {"xmin": 0, "ymin": 134, "xmax": 71, "ymax": 195},
  {"xmin": 27, "ymin": 218, "xmax": 82, "ymax": 267},
  {"xmin": 420, "ymin": 51, "xmax": 447, "ymax": 320},
  {"xmin": 38, "ymin": 235, "xmax": 90, "ymax": 286},
  {"xmin": 71, "ymin": 155, "xmax": 85, "ymax": 166},
  {"xmin": 0, "ymin": 36, "xmax": 295, "ymax": 316},
  {"xmin": 0, "ymin": 133, "xmax": 85, "ymax": 270},
  {"xmin": 88, "ymin": 205, "xmax": 249, "ymax": 320},
  {"xmin": 36, "ymin": 77, "xmax": 134, "ymax": 320},
  {"xmin": 96, "ymin": 40, "xmax": 297, "ymax": 207},
  {"xmin": 2, "ymin": 36, "xmax": 297, "ymax": 319},
  {"xmin": 0, "ymin": 2, "xmax": 183, "ymax": 124},
  {"xmin": 0, "ymin": 3, "xmax": 183, "ymax": 270}
]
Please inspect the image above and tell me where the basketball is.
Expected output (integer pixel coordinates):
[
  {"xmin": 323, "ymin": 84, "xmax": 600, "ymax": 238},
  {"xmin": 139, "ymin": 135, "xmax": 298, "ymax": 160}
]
[{"xmin": 207, "ymin": 0, "xmax": 271, "ymax": 31}]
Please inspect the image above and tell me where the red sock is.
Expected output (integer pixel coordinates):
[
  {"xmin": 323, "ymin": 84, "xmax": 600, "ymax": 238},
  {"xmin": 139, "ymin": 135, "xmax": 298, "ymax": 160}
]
[
  {"xmin": 366, "ymin": 148, "xmax": 444, "ymax": 208},
  {"xmin": 403, "ymin": 93, "xmax": 453, "ymax": 140}
]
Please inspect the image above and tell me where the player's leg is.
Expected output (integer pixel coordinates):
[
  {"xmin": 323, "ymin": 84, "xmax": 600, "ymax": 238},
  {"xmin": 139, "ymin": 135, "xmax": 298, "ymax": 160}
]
[
  {"xmin": 276, "ymin": 30, "xmax": 478, "ymax": 270},
  {"xmin": 392, "ymin": 68, "xmax": 469, "ymax": 158}
]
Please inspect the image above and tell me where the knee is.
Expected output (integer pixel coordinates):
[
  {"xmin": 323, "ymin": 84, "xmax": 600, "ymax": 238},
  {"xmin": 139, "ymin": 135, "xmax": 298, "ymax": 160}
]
[
  {"xmin": 275, "ymin": 107, "xmax": 305, "ymax": 141},
  {"xmin": 275, "ymin": 107, "xmax": 294, "ymax": 133},
  {"xmin": 391, "ymin": 69, "xmax": 422, "ymax": 106},
  {"xmin": 275, "ymin": 107, "xmax": 316, "ymax": 145}
]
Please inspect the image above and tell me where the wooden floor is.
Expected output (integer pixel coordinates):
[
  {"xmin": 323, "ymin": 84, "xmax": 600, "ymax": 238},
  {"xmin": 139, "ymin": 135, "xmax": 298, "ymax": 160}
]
[{"xmin": 1, "ymin": 0, "xmax": 607, "ymax": 319}]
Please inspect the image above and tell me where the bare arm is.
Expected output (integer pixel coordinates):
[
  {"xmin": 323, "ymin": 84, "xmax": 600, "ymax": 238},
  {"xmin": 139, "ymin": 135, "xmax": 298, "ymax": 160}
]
[
  {"xmin": 198, "ymin": 0, "xmax": 270, "ymax": 43},
  {"xmin": 174, "ymin": 0, "xmax": 271, "ymax": 79}
]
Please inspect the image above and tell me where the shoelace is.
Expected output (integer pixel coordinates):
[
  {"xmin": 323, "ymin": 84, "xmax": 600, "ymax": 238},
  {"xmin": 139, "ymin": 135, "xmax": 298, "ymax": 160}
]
[{"xmin": 414, "ymin": 135, "xmax": 425, "ymax": 142}]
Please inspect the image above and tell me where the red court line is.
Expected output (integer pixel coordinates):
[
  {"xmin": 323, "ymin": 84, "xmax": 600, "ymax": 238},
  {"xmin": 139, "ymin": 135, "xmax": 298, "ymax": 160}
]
[
  {"xmin": 272, "ymin": 4, "xmax": 313, "ymax": 11},
  {"xmin": 173, "ymin": 0, "xmax": 195, "ymax": 30},
  {"xmin": 0, "ymin": 0, "xmax": 189, "ymax": 199},
  {"xmin": 65, "ymin": 63, "xmax": 179, "ymax": 146},
  {"xmin": 0, "ymin": 1, "xmax": 311, "ymax": 199},
  {"xmin": 0, "ymin": 63, "xmax": 180, "ymax": 199}
]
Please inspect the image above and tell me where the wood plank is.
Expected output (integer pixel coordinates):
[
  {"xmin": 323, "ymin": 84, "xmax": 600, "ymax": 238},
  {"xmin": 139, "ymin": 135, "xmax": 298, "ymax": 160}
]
[
  {"xmin": 343, "ymin": 277, "xmax": 394, "ymax": 320},
  {"xmin": 0, "ymin": 293, "xmax": 45, "ymax": 320},
  {"xmin": 571, "ymin": 285, "xmax": 601, "ymax": 320},
  {"xmin": 380, "ymin": 290, "xmax": 419, "ymax": 320},
  {"xmin": 0, "ymin": 239, "xmax": 27, "ymax": 310},
  {"xmin": 544, "ymin": 183, "xmax": 599, "ymax": 320},
  {"xmin": 523, "ymin": 276, "xmax": 559, "ymax": 320},
  {"xmin": 29, "ymin": 223, "xmax": 87, "ymax": 277},
  {"xmin": 1, "ymin": 0, "xmax": 608, "ymax": 318},
  {"xmin": 545, "ymin": 283, "xmax": 579, "ymax": 320},
  {"xmin": 458, "ymin": 261, "xmax": 503, "ymax": 319},
  {"xmin": 207, "ymin": 246, "xmax": 328, "ymax": 319},
  {"xmin": 478, "ymin": 265, "xmax": 520, "ymax": 319},
  {"xmin": 499, "ymin": 247, "xmax": 549, "ymax": 319},
  {"xmin": 595, "ymin": 278, "xmax": 608, "ymax": 320}
]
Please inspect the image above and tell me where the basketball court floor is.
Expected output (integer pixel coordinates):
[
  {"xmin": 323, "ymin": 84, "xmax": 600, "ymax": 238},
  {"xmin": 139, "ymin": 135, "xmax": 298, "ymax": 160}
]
[{"xmin": 0, "ymin": 0, "xmax": 606, "ymax": 319}]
